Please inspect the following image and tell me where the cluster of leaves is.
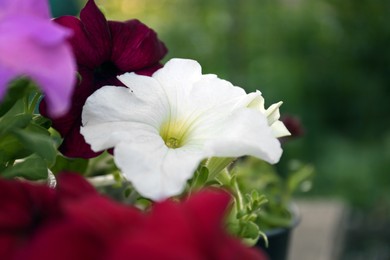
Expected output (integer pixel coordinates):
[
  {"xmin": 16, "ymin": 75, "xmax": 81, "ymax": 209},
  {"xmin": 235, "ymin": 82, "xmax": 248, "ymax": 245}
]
[
  {"xmin": 0, "ymin": 79, "xmax": 56, "ymax": 180},
  {"xmin": 0, "ymin": 78, "xmax": 98, "ymax": 182},
  {"xmin": 234, "ymin": 157, "xmax": 314, "ymax": 231},
  {"xmin": 182, "ymin": 156, "xmax": 314, "ymax": 246}
]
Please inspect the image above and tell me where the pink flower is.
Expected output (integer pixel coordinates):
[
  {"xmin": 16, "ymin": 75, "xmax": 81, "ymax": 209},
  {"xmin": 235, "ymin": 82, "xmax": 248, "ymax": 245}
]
[
  {"xmin": 0, "ymin": 174, "xmax": 266, "ymax": 260},
  {"xmin": 0, "ymin": 0, "xmax": 76, "ymax": 117},
  {"xmin": 39, "ymin": 0, "xmax": 167, "ymax": 158}
]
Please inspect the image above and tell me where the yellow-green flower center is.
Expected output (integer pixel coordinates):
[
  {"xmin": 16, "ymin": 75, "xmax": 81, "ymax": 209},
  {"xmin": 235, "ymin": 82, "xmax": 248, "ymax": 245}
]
[{"xmin": 159, "ymin": 119, "xmax": 190, "ymax": 149}]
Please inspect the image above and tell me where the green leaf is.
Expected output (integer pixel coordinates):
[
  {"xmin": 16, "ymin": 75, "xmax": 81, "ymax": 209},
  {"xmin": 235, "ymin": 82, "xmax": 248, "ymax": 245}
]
[
  {"xmin": 287, "ymin": 164, "xmax": 315, "ymax": 194},
  {"xmin": 50, "ymin": 155, "xmax": 89, "ymax": 174},
  {"xmin": 13, "ymin": 129, "xmax": 56, "ymax": 166},
  {"xmin": 239, "ymin": 220, "xmax": 260, "ymax": 246},
  {"xmin": 0, "ymin": 133, "xmax": 32, "ymax": 163},
  {"xmin": 0, "ymin": 78, "xmax": 32, "ymax": 117},
  {"xmin": 205, "ymin": 180, "xmax": 222, "ymax": 186},
  {"xmin": 258, "ymin": 210, "xmax": 292, "ymax": 228},
  {"xmin": 1, "ymin": 155, "xmax": 48, "ymax": 180},
  {"xmin": 0, "ymin": 114, "xmax": 32, "ymax": 136},
  {"xmin": 32, "ymin": 115, "xmax": 52, "ymax": 129},
  {"xmin": 193, "ymin": 166, "xmax": 209, "ymax": 187}
]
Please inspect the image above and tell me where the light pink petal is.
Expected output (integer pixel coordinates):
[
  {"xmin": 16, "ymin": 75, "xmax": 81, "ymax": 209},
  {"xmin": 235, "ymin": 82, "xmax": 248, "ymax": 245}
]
[
  {"xmin": 0, "ymin": 15, "xmax": 76, "ymax": 116},
  {"xmin": 0, "ymin": 64, "xmax": 16, "ymax": 99},
  {"xmin": 0, "ymin": 0, "xmax": 50, "ymax": 19}
]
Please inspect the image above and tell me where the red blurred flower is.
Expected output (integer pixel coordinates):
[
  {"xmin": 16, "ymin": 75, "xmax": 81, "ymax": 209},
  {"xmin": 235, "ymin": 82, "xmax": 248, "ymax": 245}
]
[
  {"xmin": 40, "ymin": 0, "xmax": 167, "ymax": 158},
  {"xmin": 0, "ymin": 173, "xmax": 99, "ymax": 259},
  {"xmin": 0, "ymin": 174, "xmax": 266, "ymax": 260},
  {"xmin": 110, "ymin": 189, "xmax": 267, "ymax": 260},
  {"xmin": 279, "ymin": 115, "xmax": 305, "ymax": 144}
]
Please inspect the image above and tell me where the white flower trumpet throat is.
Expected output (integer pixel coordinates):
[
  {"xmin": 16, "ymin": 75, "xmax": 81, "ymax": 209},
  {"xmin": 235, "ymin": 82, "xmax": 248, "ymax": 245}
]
[{"xmin": 81, "ymin": 58, "xmax": 290, "ymax": 200}]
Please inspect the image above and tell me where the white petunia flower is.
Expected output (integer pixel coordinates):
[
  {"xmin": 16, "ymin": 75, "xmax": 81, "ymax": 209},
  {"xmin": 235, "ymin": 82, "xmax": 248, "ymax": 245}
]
[{"xmin": 81, "ymin": 58, "xmax": 290, "ymax": 201}]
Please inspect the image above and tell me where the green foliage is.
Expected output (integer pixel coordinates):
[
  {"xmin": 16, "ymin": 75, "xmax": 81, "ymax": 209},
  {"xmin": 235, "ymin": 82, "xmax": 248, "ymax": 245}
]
[
  {"xmin": 229, "ymin": 190, "xmax": 269, "ymax": 246},
  {"xmin": 189, "ymin": 165, "xmax": 209, "ymax": 190},
  {"xmin": 0, "ymin": 78, "xmax": 31, "ymax": 117},
  {"xmin": 0, "ymin": 78, "xmax": 59, "ymax": 180},
  {"xmin": 234, "ymin": 157, "xmax": 314, "ymax": 230},
  {"xmin": 50, "ymin": 155, "xmax": 89, "ymax": 174},
  {"xmin": 1, "ymin": 155, "xmax": 48, "ymax": 180}
]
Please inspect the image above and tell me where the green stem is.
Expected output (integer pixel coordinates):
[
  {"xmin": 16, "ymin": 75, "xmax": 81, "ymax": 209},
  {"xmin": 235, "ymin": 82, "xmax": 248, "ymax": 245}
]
[
  {"xmin": 217, "ymin": 169, "xmax": 244, "ymax": 212},
  {"xmin": 28, "ymin": 92, "xmax": 42, "ymax": 114},
  {"xmin": 206, "ymin": 157, "xmax": 235, "ymax": 181},
  {"xmin": 232, "ymin": 176, "xmax": 245, "ymax": 212}
]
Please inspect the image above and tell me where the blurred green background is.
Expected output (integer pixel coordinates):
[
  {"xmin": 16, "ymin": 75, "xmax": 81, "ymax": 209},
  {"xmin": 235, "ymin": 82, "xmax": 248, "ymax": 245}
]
[{"xmin": 51, "ymin": 0, "xmax": 390, "ymax": 258}]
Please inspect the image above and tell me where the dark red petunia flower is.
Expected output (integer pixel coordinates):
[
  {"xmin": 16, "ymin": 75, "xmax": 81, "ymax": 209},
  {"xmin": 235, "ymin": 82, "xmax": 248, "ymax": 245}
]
[
  {"xmin": 279, "ymin": 115, "xmax": 305, "ymax": 144},
  {"xmin": 0, "ymin": 174, "xmax": 266, "ymax": 260},
  {"xmin": 40, "ymin": 0, "xmax": 168, "ymax": 158}
]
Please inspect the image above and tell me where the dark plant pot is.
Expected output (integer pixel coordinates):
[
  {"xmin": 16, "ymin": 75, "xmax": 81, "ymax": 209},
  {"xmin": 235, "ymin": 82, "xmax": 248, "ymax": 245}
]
[{"xmin": 255, "ymin": 205, "xmax": 300, "ymax": 260}]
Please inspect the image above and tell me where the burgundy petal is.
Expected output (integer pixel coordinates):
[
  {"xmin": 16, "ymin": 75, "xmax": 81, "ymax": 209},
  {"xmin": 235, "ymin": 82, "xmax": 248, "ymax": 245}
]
[
  {"xmin": 55, "ymin": 16, "xmax": 102, "ymax": 68},
  {"xmin": 135, "ymin": 63, "xmax": 164, "ymax": 76},
  {"xmin": 59, "ymin": 125, "xmax": 102, "ymax": 158},
  {"xmin": 281, "ymin": 115, "xmax": 304, "ymax": 138},
  {"xmin": 109, "ymin": 20, "xmax": 168, "ymax": 72},
  {"xmin": 79, "ymin": 0, "xmax": 111, "ymax": 63}
]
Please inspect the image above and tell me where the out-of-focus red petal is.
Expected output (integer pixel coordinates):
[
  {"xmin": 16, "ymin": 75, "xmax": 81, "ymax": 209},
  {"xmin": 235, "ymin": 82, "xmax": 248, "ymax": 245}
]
[
  {"xmin": 183, "ymin": 190, "xmax": 267, "ymax": 260},
  {"xmin": 16, "ymin": 221, "xmax": 104, "ymax": 260},
  {"xmin": 216, "ymin": 237, "xmax": 269, "ymax": 260},
  {"xmin": 184, "ymin": 188, "xmax": 231, "ymax": 235},
  {"xmin": 0, "ymin": 180, "xmax": 57, "ymax": 230},
  {"xmin": 112, "ymin": 201, "xmax": 201, "ymax": 260},
  {"xmin": 109, "ymin": 20, "xmax": 168, "ymax": 72},
  {"xmin": 56, "ymin": 173, "xmax": 98, "ymax": 200},
  {"xmin": 79, "ymin": 0, "xmax": 111, "ymax": 63},
  {"xmin": 0, "ymin": 235, "xmax": 20, "ymax": 260},
  {"xmin": 0, "ymin": 180, "xmax": 32, "ymax": 229},
  {"xmin": 63, "ymin": 196, "xmax": 142, "ymax": 238}
]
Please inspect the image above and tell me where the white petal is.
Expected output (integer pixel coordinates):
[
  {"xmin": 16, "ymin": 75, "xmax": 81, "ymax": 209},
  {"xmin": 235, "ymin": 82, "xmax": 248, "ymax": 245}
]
[
  {"xmin": 82, "ymin": 83, "xmax": 168, "ymax": 127},
  {"xmin": 152, "ymin": 59, "xmax": 203, "ymax": 118},
  {"xmin": 189, "ymin": 75, "xmax": 246, "ymax": 112},
  {"xmin": 81, "ymin": 122, "xmax": 157, "ymax": 151},
  {"xmin": 271, "ymin": 120, "xmax": 291, "ymax": 138},
  {"xmin": 241, "ymin": 90, "xmax": 266, "ymax": 111},
  {"xmin": 204, "ymin": 108, "xmax": 283, "ymax": 164},
  {"xmin": 153, "ymin": 58, "xmax": 203, "ymax": 87},
  {"xmin": 265, "ymin": 101, "xmax": 282, "ymax": 125},
  {"xmin": 81, "ymin": 84, "xmax": 168, "ymax": 151},
  {"xmin": 114, "ymin": 140, "xmax": 204, "ymax": 201}
]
